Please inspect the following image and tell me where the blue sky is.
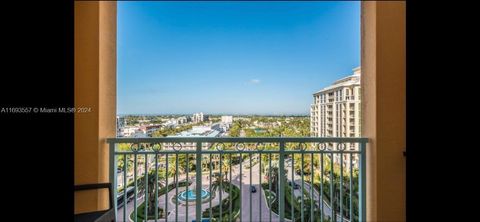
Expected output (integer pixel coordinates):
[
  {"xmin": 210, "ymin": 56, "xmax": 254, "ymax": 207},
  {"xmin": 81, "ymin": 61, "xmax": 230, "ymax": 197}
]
[{"xmin": 117, "ymin": 1, "xmax": 360, "ymax": 115}]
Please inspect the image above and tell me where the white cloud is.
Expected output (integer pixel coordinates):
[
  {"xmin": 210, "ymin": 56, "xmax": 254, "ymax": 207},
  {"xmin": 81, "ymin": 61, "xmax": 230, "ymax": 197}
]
[{"xmin": 249, "ymin": 79, "xmax": 261, "ymax": 84}]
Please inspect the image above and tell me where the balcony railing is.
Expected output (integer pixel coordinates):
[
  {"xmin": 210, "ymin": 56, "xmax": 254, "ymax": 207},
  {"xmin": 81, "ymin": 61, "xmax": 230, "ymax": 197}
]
[{"xmin": 107, "ymin": 137, "xmax": 367, "ymax": 222}]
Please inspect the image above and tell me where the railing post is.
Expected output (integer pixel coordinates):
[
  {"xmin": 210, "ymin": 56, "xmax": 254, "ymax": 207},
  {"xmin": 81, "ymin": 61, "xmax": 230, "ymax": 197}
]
[
  {"xmin": 108, "ymin": 141, "xmax": 117, "ymax": 221},
  {"xmin": 279, "ymin": 142, "xmax": 286, "ymax": 222},
  {"xmin": 196, "ymin": 142, "xmax": 202, "ymax": 222},
  {"xmin": 359, "ymin": 141, "xmax": 367, "ymax": 222}
]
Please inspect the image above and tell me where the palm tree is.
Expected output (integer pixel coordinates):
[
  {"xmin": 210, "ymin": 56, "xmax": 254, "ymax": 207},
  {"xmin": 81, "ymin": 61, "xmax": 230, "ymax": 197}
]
[
  {"xmin": 156, "ymin": 168, "xmax": 166, "ymax": 185},
  {"xmin": 221, "ymin": 154, "xmax": 231, "ymax": 181},
  {"xmin": 136, "ymin": 171, "xmax": 160, "ymax": 216},
  {"xmin": 270, "ymin": 166, "xmax": 280, "ymax": 195},
  {"xmin": 167, "ymin": 155, "xmax": 185, "ymax": 186},
  {"xmin": 177, "ymin": 153, "xmax": 194, "ymax": 173},
  {"xmin": 212, "ymin": 172, "xmax": 223, "ymax": 191},
  {"xmin": 294, "ymin": 154, "xmax": 319, "ymax": 177}
]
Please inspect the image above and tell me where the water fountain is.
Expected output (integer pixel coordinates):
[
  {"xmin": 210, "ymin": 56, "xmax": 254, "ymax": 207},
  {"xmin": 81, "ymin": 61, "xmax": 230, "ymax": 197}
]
[{"xmin": 177, "ymin": 186, "xmax": 211, "ymax": 203}]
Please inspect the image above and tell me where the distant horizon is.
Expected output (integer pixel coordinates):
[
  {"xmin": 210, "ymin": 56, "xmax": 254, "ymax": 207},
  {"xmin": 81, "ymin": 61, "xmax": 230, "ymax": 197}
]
[
  {"xmin": 117, "ymin": 113, "xmax": 310, "ymax": 117},
  {"xmin": 117, "ymin": 1, "xmax": 360, "ymax": 114}
]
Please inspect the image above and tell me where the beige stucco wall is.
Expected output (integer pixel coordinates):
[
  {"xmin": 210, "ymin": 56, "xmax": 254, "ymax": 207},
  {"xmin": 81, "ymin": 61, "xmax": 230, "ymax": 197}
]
[
  {"xmin": 74, "ymin": 1, "xmax": 116, "ymax": 214},
  {"xmin": 362, "ymin": 1, "xmax": 406, "ymax": 221}
]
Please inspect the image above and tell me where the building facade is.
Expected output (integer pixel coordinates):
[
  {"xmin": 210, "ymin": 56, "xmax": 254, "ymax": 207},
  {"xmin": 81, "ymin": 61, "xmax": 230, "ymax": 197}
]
[
  {"xmin": 116, "ymin": 115, "xmax": 126, "ymax": 136},
  {"xmin": 310, "ymin": 67, "xmax": 361, "ymax": 167},
  {"xmin": 177, "ymin": 116, "xmax": 189, "ymax": 124},
  {"xmin": 192, "ymin": 112, "xmax": 204, "ymax": 123},
  {"xmin": 164, "ymin": 125, "xmax": 221, "ymax": 150},
  {"xmin": 221, "ymin": 115, "xmax": 233, "ymax": 124}
]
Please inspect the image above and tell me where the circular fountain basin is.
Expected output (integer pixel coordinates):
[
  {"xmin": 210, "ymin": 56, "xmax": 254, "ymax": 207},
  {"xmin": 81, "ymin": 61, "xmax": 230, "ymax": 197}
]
[{"xmin": 177, "ymin": 189, "xmax": 210, "ymax": 202}]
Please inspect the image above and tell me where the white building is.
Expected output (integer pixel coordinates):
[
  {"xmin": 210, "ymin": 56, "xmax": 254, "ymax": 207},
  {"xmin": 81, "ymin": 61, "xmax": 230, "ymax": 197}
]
[
  {"xmin": 131, "ymin": 131, "xmax": 147, "ymax": 138},
  {"xmin": 192, "ymin": 112, "xmax": 204, "ymax": 123},
  {"xmin": 221, "ymin": 116, "xmax": 233, "ymax": 124},
  {"xmin": 310, "ymin": 67, "xmax": 361, "ymax": 168},
  {"xmin": 118, "ymin": 126, "xmax": 139, "ymax": 137},
  {"xmin": 116, "ymin": 116, "xmax": 126, "ymax": 136},
  {"xmin": 164, "ymin": 125, "xmax": 221, "ymax": 150},
  {"xmin": 177, "ymin": 116, "xmax": 189, "ymax": 124},
  {"xmin": 163, "ymin": 122, "xmax": 176, "ymax": 129},
  {"xmin": 116, "ymin": 116, "xmax": 126, "ymax": 128},
  {"xmin": 118, "ymin": 124, "xmax": 152, "ymax": 138},
  {"xmin": 211, "ymin": 122, "xmax": 229, "ymax": 132}
]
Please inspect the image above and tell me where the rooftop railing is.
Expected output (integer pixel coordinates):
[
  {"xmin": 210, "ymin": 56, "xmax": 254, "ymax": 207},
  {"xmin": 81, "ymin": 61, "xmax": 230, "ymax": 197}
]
[{"xmin": 107, "ymin": 137, "xmax": 367, "ymax": 222}]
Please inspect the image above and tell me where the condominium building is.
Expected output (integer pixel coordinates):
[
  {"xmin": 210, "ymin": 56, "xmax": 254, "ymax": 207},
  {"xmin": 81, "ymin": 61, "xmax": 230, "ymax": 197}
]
[
  {"xmin": 192, "ymin": 112, "xmax": 204, "ymax": 123},
  {"xmin": 310, "ymin": 67, "xmax": 361, "ymax": 167},
  {"xmin": 177, "ymin": 116, "xmax": 189, "ymax": 124}
]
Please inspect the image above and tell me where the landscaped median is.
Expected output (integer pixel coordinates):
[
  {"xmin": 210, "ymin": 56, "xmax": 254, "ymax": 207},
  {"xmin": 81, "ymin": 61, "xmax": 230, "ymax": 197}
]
[
  {"xmin": 202, "ymin": 182, "xmax": 241, "ymax": 222},
  {"xmin": 262, "ymin": 182, "xmax": 329, "ymax": 222},
  {"xmin": 129, "ymin": 202, "xmax": 165, "ymax": 221}
]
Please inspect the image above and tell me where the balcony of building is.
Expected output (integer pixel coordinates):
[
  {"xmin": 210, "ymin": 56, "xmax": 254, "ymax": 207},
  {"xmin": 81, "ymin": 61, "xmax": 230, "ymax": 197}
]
[
  {"xmin": 74, "ymin": 1, "xmax": 405, "ymax": 222},
  {"xmin": 106, "ymin": 137, "xmax": 367, "ymax": 222}
]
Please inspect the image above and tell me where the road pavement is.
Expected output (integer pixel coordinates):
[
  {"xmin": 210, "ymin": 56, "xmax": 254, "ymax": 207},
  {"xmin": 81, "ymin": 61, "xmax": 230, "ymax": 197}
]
[{"xmin": 230, "ymin": 157, "xmax": 282, "ymax": 222}]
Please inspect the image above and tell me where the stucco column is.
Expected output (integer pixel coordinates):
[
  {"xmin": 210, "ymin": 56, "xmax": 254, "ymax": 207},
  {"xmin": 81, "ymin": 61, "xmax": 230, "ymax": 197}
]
[
  {"xmin": 74, "ymin": 1, "xmax": 116, "ymax": 213},
  {"xmin": 361, "ymin": 1, "xmax": 406, "ymax": 221}
]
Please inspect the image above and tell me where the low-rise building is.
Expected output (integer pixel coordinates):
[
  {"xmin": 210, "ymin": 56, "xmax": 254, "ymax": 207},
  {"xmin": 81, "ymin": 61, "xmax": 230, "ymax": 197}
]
[
  {"xmin": 163, "ymin": 125, "xmax": 222, "ymax": 150},
  {"xmin": 118, "ymin": 126, "xmax": 138, "ymax": 137},
  {"xmin": 145, "ymin": 124, "xmax": 162, "ymax": 136},
  {"xmin": 221, "ymin": 115, "xmax": 233, "ymax": 124}
]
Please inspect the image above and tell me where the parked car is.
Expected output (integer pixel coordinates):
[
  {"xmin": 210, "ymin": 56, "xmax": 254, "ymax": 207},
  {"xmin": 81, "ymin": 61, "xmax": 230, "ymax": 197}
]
[
  {"xmin": 289, "ymin": 181, "xmax": 300, "ymax": 189},
  {"xmin": 192, "ymin": 219, "xmax": 211, "ymax": 222},
  {"xmin": 250, "ymin": 185, "xmax": 257, "ymax": 193}
]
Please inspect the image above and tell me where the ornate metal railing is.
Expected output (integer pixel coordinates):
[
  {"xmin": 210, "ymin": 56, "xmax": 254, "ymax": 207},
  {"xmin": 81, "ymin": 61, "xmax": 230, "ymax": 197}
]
[{"xmin": 107, "ymin": 137, "xmax": 368, "ymax": 222}]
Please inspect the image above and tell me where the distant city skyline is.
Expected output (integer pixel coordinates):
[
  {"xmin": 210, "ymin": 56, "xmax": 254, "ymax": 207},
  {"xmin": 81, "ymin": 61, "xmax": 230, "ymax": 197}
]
[
  {"xmin": 117, "ymin": 1, "xmax": 360, "ymax": 115},
  {"xmin": 117, "ymin": 113, "xmax": 309, "ymax": 117}
]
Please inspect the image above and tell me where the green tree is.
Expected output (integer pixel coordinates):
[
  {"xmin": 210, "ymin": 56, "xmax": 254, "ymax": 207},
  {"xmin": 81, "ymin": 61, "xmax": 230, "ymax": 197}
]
[
  {"xmin": 136, "ymin": 171, "xmax": 159, "ymax": 215},
  {"xmin": 167, "ymin": 155, "xmax": 185, "ymax": 185}
]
